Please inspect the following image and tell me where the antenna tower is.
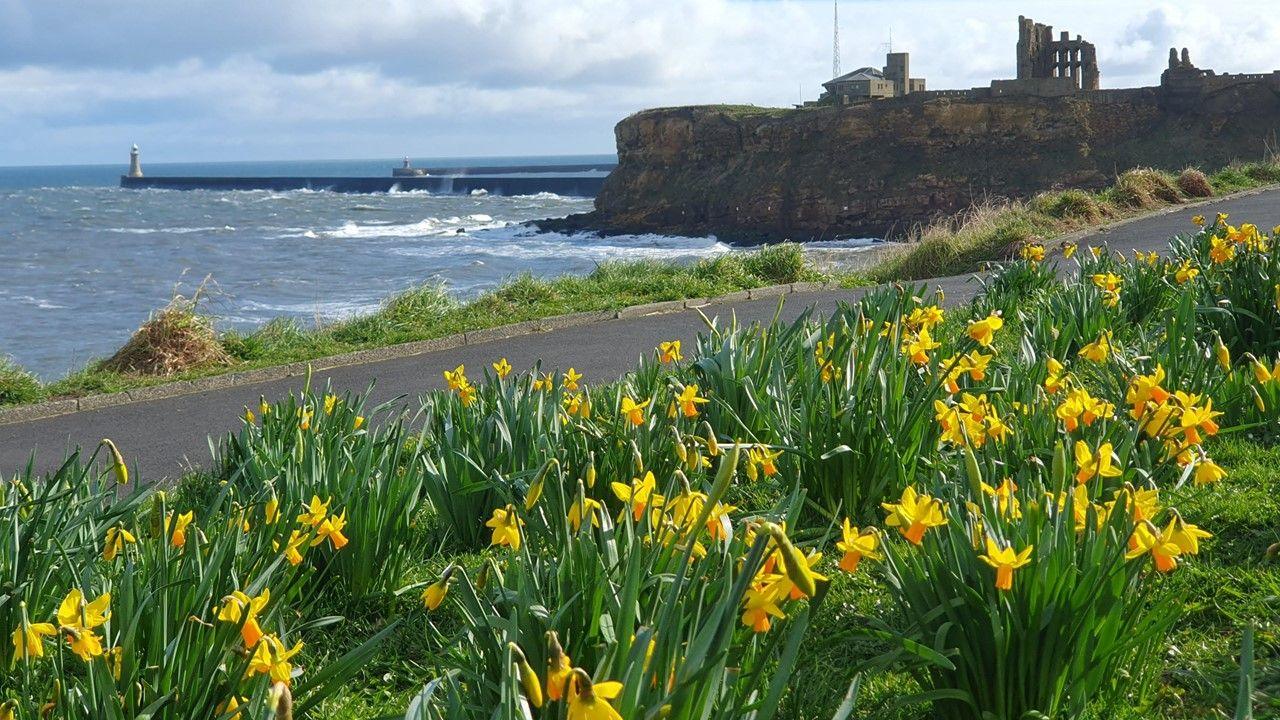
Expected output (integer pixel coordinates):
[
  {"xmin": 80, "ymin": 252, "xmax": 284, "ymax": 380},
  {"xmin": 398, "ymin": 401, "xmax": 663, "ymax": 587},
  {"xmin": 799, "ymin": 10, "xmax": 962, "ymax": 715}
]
[{"xmin": 832, "ymin": 0, "xmax": 841, "ymax": 78}]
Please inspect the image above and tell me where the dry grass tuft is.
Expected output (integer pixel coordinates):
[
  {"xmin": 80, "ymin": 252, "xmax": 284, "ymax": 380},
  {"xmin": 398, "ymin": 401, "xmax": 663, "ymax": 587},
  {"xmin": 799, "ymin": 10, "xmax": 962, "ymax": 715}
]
[
  {"xmin": 1110, "ymin": 168, "xmax": 1182, "ymax": 209},
  {"xmin": 102, "ymin": 294, "xmax": 229, "ymax": 376},
  {"xmin": 1031, "ymin": 188, "xmax": 1107, "ymax": 225},
  {"xmin": 1177, "ymin": 168, "xmax": 1214, "ymax": 198}
]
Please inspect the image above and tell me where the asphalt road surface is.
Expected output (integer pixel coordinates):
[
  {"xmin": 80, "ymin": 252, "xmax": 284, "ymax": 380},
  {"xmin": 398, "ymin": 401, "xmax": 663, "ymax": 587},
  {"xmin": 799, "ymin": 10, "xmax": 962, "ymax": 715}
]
[{"xmin": 5, "ymin": 187, "xmax": 1280, "ymax": 481}]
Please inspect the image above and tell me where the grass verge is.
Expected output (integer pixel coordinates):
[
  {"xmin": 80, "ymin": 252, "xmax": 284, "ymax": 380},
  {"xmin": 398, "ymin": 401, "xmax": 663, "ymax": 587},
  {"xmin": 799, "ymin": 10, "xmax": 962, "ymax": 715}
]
[
  {"xmin": 1, "ymin": 243, "xmax": 864, "ymax": 408},
  {"xmin": 870, "ymin": 161, "xmax": 1280, "ymax": 281}
]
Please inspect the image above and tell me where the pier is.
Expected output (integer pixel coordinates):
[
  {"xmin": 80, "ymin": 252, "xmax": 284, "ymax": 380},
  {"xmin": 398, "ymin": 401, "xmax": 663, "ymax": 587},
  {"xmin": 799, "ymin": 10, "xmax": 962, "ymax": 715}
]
[{"xmin": 119, "ymin": 150, "xmax": 615, "ymax": 196}]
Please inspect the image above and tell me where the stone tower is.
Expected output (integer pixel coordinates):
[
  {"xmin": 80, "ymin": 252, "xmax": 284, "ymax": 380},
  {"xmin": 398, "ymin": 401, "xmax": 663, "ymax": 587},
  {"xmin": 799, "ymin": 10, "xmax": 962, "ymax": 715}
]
[{"xmin": 884, "ymin": 52, "xmax": 911, "ymax": 96}]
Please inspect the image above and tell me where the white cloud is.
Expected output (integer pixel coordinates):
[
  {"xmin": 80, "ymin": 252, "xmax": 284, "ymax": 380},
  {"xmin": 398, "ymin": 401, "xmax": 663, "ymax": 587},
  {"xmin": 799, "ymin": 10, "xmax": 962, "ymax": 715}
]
[{"xmin": 1, "ymin": 0, "xmax": 1277, "ymax": 164}]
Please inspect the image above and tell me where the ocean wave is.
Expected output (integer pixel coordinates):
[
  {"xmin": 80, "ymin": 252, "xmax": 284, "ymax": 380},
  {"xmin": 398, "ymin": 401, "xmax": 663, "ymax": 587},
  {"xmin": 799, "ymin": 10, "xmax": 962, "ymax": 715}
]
[
  {"xmin": 103, "ymin": 225, "xmax": 236, "ymax": 234},
  {"xmin": 290, "ymin": 216, "xmax": 516, "ymax": 240}
]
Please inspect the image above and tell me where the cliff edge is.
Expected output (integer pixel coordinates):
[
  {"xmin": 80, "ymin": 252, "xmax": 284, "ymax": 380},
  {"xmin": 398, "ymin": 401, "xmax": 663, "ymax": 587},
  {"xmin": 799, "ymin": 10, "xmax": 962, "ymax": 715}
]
[{"xmin": 559, "ymin": 84, "xmax": 1280, "ymax": 242}]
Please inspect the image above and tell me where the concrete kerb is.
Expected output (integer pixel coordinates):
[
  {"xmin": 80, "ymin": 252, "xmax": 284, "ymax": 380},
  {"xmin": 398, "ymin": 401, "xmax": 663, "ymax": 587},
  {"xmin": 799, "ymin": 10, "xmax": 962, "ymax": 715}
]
[{"xmin": 0, "ymin": 282, "xmax": 802, "ymax": 427}]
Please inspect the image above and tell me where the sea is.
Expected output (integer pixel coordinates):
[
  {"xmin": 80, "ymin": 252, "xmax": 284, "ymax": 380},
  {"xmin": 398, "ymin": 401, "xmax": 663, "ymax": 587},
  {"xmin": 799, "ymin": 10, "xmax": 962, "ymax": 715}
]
[{"xmin": 0, "ymin": 156, "xmax": 876, "ymax": 380}]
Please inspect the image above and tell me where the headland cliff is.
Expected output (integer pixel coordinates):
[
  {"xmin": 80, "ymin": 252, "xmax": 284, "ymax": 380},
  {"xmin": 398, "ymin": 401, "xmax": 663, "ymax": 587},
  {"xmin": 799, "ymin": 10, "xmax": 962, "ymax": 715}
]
[{"xmin": 553, "ymin": 77, "xmax": 1280, "ymax": 242}]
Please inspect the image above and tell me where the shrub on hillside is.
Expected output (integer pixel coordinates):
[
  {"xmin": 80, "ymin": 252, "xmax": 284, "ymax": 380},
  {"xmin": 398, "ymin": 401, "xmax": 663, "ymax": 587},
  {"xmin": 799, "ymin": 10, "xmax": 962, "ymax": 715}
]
[
  {"xmin": 1177, "ymin": 168, "xmax": 1214, "ymax": 198},
  {"xmin": 1110, "ymin": 168, "xmax": 1182, "ymax": 209}
]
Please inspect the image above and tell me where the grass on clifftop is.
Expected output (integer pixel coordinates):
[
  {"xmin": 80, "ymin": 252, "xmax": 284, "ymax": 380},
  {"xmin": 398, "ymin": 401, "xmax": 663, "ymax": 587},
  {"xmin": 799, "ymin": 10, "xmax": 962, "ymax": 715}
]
[
  {"xmin": 871, "ymin": 161, "xmax": 1280, "ymax": 282},
  {"xmin": 2, "ymin": 243, "xmax": 846, "ymax": 407}
]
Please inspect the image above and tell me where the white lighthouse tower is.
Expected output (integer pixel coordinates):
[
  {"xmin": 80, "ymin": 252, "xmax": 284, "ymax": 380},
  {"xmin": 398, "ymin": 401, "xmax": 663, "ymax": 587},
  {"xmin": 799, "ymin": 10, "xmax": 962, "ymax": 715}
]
[{"xmin": 128, "ymin": 144, "xmax": 144, "ymax": 178}]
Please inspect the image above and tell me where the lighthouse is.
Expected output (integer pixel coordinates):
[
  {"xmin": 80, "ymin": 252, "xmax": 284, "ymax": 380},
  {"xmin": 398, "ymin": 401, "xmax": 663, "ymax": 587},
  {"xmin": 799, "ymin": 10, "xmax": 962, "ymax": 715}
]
[{"xmin": 128, "ymin": 144, "xmax": 144, "ymax": 178}]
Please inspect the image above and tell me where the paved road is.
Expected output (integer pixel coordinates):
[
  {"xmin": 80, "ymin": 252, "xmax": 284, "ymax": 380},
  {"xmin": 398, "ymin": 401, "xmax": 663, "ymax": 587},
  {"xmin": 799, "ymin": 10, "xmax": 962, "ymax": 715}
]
[{"xmin": 5, "ymin": 187, "xmax": 1280, "ymax": 481}]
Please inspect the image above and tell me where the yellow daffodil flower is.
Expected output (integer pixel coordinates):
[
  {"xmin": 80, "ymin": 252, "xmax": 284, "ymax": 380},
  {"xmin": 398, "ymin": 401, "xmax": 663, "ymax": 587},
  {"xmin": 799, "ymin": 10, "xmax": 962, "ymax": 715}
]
[
  {"xmin": 510, "ymin": 643, "xmax": 544, "ymax": 709},
  {"xmin": 443, "ymin": 364, "xmax": 468, "ymax": 391},
  {"xmin": 324, "ymin": 394, "xmax": 337, "ymax": 415},
  {"xmin": 532, "ymin": 372, "xmax": 554, "ymax": 392},
  {"xmin": 1078, "ymin": 330, "xmax": 1113, "ymax": 363},
  {"xmin": 1091, "ymin": 272, "xmax": 1122, "ymax": 293},
  {"xmin": 836, "ymin": 520, "xmax": 882, "ymax": 573},
  {"xmin": 100, "ymin": 438, "xmax": 129, "ymax": 485},
  {"xmin": 981, "ymin": 477, "xmax": 1022, "ymax": 519},
  {"xmin": 1165, "ymin": 511, "xmax": 1211, "ymax": 555},
  {"xmin": 56, "ymin": 588, "xmax": 110, "ymax": 661},
  {"xmin": 1209, "ymin": 235, "xmax": 1235, "ymax": 264},
  {"xmin": 563, "ymin": 368, "xmax": 583, "ymax": 392},
  {"xmin": 1173, "ymin": 259, "xmax": 1199, "ymax": 284},
  {"xmin": 658, "ymin": 340, "xmax": 683, "ymax": 364},
  {"xmin": 165, "ymin": 510, "xmax": 195, "ymax": 548},
  {"xmin": 1074, "ymin": 441, "xmax": 1122, "ymax": 484},
  {"xmin": 485, "ymin": 505, "xmax": 523, "ymax": 550},
  {"xmin": 567, "ymin": 669, "xmax": 623, "ymax": 720},
  {"xmin": 882, "ymin": 486, "xmax": 948, "ymax": 545},
  {"xmin": 903, "ymin": 327, "xmax": 941, "ymax": 365},
  {"xmin": 1126, "ymin": 521, "xmax": 1181, "ymax": 573},
  {"xmin": 546, "ymin": 631, "xmax": 573, "ymax": 701},
  {"xmin": 246, "ymin": 634, "xmax": 303, "ymax": 686},
  {"xmin": 354, "ymin": 415, "xmax": 365, "ymax": 430},
  {"xmin": 620, "ymin": 396, "xmax": 649, "ymax": 426},
  {"xmin": 102, "ymin": 525, "xmax": 136, "ymax": 561},
  {"xmin": 611, "ymin": 471, "xmax": 664, "ymax": 522},
  {"xmin": 1044, "ymin": 357, "xmax": 1068, "ymax": 394},
  {"xmin": 11, "ymin": 619, "xmax": 56, "ymax": 664},
  {"xmin": 1193, "ymin": 458, "xmax": 1226, "ymax": 486},
  {"xmin": 968, "ymin": 313, "xmax": 1004, "ymax": 348},
  {"xmin": 264, "ymin": 495, "xmax": 280, "ymax": 524},
  {"xmin": 492, "ymin": 357, "xmax": 512, "ymax": 378},
  {"xmin": 1191, "ymin": 214, "xmax": 1205, "ymax": 226},
  {"xmin": 312, "ymin": 509, "xmax": 349, "ymax": 550},
  {"xmin": 746, "ymin": 445, "xmax": 782, "ymax": 480},
  {"xmin": 280, "ymin": 530, "xmax": 308, "ymax": 566},
  {"xmin": 421, "ymin": 566, "xmax": 455, "ymax": 611},
  {"xmin": 297, "ymin": 495, "xmax": 329, "ymax": 527},
  {"xmin": 1062, "ymin": 242, "xmax": 1078, "ymax": 259},
  {"xmin": 740, "ymin": 580, "xmax": 788, "ymax": 633},
  {"xmin": 568, "ymin": 496, "xmax": 603, "ymax": 532},
  {"xmin": 676, "ymin": 384, "xmax": 708, "ymax": 418},
  {"xmin": 978, "ymin": 537, "xmax": 1033, "ymax": 591},
  {"xmin": 217, "ymin": 588, "xmax": 270, "ymax": 647}
]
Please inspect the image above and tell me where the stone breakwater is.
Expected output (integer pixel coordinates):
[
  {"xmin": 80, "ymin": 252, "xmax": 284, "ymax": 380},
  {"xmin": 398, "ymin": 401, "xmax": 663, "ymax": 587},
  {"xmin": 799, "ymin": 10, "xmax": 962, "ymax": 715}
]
[{"xmin": 552, "ymin": 82, "xmax": 1280, "ymax": 242}]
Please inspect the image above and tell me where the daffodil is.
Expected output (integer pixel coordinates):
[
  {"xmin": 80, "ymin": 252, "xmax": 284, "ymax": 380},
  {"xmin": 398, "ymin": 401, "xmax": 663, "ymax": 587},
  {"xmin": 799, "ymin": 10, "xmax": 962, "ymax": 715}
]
[
  {"xmin": 246, "ymin": 634, "xmax": 303, "ymax": 686},
  {"xmin": 1055, "ymin": 388, "xmax": 1114, "ymax": 432},
  {"xmin": 100, "ymin": 438, "xmax": 129, "ymax": 485},
  {"xmin": 882, "ymin": 486, "xmax": 947, "ymax": 545},
  {"xmin": 563, "ymin": 367, "xmax": 583, "ymax": 392},
  {"xmin": 421, "ymin": 566, "xmax": 455, "ymax": 611},
  {"xmin": 1163, "ymin": 512, "xmax": 1212, "ymax": 556},
  {"xmin": 492, "ymin": 357, "xmax": 512, "ymax": 378},
  {"xmin": 563, "ymin": 392, "xmax": 591, "ymax": 418},
  {"xmin": 11, "ymin": 618, "xmax": 56, "ymax": 664},
  {"xmin": 978, "ymin": 537, "xmax": 1033, "ymax": 591},
  {"xmin": 1127, "ymin": 365, "xmax": 1171, "ymax": 419},
  {"xmin": 658, "ymin": 340, "xmax": 683, "ymax": 364},
  {"xmin": 545, "ymin": 631, "xmax": 573, "ymax": 701},
  {"xmin": 264, "ymin": 495, "xmax": 280, "ymax": 524},
  {"xmin": 1043, "ymin": 357, "xmax": 1068, "ymax": 394},
  {"xmin": 278, "ymin": 530, "xmax": 308, "ymax": 566},
  {"xmin": 443, "ymin": 364, "xmax": 468, "ymax": 391},
  {"xmin": 747, "ymin": 445, "xmax": 783, "ymax": 479},
  {"xmin": 836, "ymin": 520, "xmax": 881, "ymax": 573},
  {"xmin": 568, "ymin": 496, "xmax": 603, "ymax": 532},
  {"xmin": 968, "ymin": 313, "xmax": 1004, "ymax": 348},
  {"xmin": 510, "ymin": 643, "xmax": 544, "ymax": 708},
  {"xmin": 676, "ymin": 384, "xmax": 708, "ymax": 418},
  {"xmin": 1176, "ymin": 394, "xmax": 1221, "ymax": 445},
  {"xmin": 485, "ymin": 505, "xmax": 523, "ymax": 550},
  {"xmin": 1209, "ymin": 235, "xmax": 1235, "ymax": 264},
  {"xmin": 1074, "ymin": 441, "xmax": 1122, "ymax": 484},
  {"xmin": 353, "ymin": 415, "xmax": 365, "ymax": 430},
  {"xmin": 740, "ymin": 580, "xmax": 788, "ymax": 632},
  {"xmin": 981, "ymin": 477, "xmax": 1022, "ymax": 519},
  {"xmin": 532, "ymin": 372, "xmax": 554, "ymax": 392},
  {"xmin": 1063, "ymin": 242, "xmax": 1078, "ymax": 258},
  {"xmin": 620, "ymin": 396, "xmax": 649, "ymax": 426},
  {"xmin": 102, "ymin": 524, "xmax": 136, "ymax": 561},
  {"xmin": 297, "ymin": 495, "xmax": 330, "ymax": 527},
  {"xmin": 567, "ymin": 669, "xmax": 623, "ymax": 720},
  {"xmin": 1020, "ymin": 243, "xmax": 1045, "ymax": 262},
  {"xmin": 1191, "ymin": 214, "xmax": 1205, "ymax": 226},
  {"xmin": 903, "ymin": 327, "xmax": 941, "ymax": 365},
  {"xmin": 1193, "ymin": 458, "xmax": 1226, "ymax": 486},
  {"xmin": 312, "ymin": 509, "xmax": 349, "ymax": 550},
  {"xmin": 611, "ymin": 471, "xmax": 663, "ymax": 522},
  {"xmin": 1126, "ymin": 521, "xmax": 1181, "ymax": 573},
  {"xmin": 1173, "ymin": 259, "xmax": 1199, "ymax": 284},
  {"xmin": 165, "ymin": 510, "xmax": 194, "ymax": 548},
  {"xmin": 1078, "ymin": 330, "xmax": 1113, "ymax": 363},
  {"xmin": 323, "ymin": 394, "xmax": 337, "ymax": 415},
  {"xmin": 56, "ymin": 588, "xmax": 110, "ymax": 661},
  {"xmin": 217, "ymin": 588, "xmax": 270, "ymax": 647}
]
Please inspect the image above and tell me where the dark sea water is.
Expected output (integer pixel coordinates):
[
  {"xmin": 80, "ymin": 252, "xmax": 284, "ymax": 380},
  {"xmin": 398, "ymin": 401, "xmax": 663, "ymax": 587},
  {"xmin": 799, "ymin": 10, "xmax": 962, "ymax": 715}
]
[{"xmin": 0, "ymin": 156, "xmax": 874, "ymax": 379}]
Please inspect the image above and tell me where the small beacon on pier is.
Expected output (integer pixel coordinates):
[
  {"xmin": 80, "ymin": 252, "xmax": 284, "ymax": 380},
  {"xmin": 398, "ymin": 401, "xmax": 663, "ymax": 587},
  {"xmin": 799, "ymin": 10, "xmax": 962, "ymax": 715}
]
[{"xmin": 128, "ymin": 144, "xmax": 144, "ymax": 178}]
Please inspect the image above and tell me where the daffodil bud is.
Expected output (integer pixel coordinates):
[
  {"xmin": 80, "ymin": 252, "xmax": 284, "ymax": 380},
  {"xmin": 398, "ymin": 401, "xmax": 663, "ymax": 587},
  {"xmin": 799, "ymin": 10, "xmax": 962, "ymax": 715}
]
[
  {"xmin": 100, "ymin": 439, "xmax": 128, "ymax": 485},
  {"xmin": 150, "ymin": 491, "xmax": 167, "ymax": 536},
  {"xmin": 768, "ymin": 522, "xmax": 816, "ymax": 598},
  {"xmin": 585, "ymin": 453, "xmax": 597, "ymax": 489},
  {"xmin": 673, "ymin": 429, "xmax": 688, "ymax": 464},
  {"xmin": 1214, "ymin": 335, "xmax": 1231, "ymax": 371},
  {"xmin": 1051, "ymin": 440, "xmax": 1067, "ymax": 490},
  {"xmin": 526, "ymin": 459, "xmax": 557, "ymax": 511},
  {"xmin": 1251, "ymin": 386, "xmax": 1266, "ymax": 413},
  {"xmin": 702, "ymin": 421, "xmax": 719, "ymax": 457},
  {"xmin": 509, "ymin": 643, "xmax": 544, "ymax": 708},
  {"xmin": 631, "ymin": 441, "xmax": 644, "ymax": 474},
  {"xmin": 964, "ymin": 446, "xmax": 983, "ymax": 498}
]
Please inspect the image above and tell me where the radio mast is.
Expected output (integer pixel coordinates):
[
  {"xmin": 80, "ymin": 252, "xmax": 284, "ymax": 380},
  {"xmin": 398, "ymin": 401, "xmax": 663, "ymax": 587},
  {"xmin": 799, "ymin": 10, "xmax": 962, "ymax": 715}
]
[{"xmin": 832, "ymin": 0, "xmax": 841, "ymax": 78}]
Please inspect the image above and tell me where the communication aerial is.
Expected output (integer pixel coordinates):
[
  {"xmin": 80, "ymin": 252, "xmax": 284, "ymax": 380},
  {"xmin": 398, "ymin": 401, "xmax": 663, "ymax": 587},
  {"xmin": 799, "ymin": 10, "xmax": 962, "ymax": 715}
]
[{"xmin": 832, "ymin": 0, "xmax": 841, "ymax": 78}]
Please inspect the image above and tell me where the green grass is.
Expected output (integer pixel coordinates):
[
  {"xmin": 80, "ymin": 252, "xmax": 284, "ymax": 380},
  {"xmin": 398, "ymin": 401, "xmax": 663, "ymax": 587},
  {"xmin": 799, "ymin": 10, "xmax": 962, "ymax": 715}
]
[
  {"xmin": 2, "ymin": 243, "xmax": 858, "ymax": 408},
  {"xmin": 870, "ymin": 160, "xmax": 1280, "ymax": 283}
]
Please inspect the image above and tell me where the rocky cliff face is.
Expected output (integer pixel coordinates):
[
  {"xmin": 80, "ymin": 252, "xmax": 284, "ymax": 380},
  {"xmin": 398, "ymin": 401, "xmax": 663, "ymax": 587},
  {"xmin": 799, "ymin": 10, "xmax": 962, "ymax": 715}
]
[{"xmin": 566, "ymin": 84, "xmax": 1280, "ymax": 241}]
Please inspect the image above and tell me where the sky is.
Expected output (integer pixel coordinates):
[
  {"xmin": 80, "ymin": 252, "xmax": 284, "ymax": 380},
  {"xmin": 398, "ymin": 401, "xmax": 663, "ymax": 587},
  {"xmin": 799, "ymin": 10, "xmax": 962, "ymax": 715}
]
[{"xmin": 1, "ymin": 0, "xmax": 1278, "ymax": 166}]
